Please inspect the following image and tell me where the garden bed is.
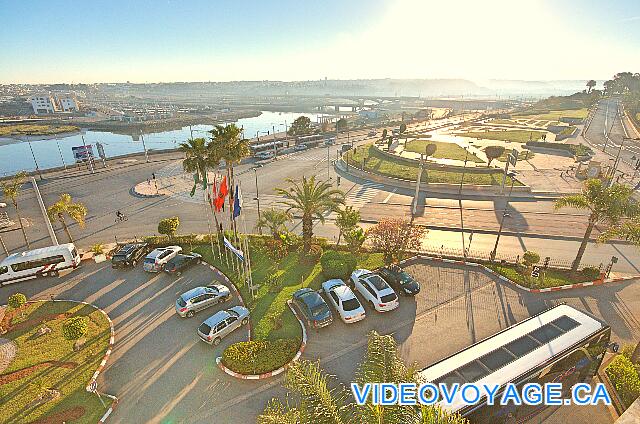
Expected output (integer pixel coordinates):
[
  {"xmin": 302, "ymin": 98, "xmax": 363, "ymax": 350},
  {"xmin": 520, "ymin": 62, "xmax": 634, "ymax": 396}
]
[
  {"xmin": 0, "ymin": 300, "xmax": 112, "ymax": 424},
  {"xmin": 484, "ymin": 262, "xmax": 600, "ymax": 289},
  {"xmin": 604, "ymin": 346, "xmax": 640, "ymax": 412}
]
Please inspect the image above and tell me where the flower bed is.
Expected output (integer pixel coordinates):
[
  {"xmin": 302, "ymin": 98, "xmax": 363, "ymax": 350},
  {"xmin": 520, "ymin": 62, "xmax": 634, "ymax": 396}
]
[
  {"xmin": 605, "ymin": 352, "xmax": 640, "ymax": 409},
  {"xmin": 221, "ymin": 338, "xmax": 300, "ymax": 375}
]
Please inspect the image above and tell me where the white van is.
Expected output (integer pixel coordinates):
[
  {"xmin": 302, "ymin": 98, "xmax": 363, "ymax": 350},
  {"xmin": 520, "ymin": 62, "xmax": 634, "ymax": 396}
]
[{"xmin": 0, "ymin": 243, "xmax": 81, "ymax": 286}]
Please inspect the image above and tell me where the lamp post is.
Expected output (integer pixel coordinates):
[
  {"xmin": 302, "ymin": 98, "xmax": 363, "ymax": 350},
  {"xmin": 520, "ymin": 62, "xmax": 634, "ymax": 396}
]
[
  {"xmin": 26, "ymin": 139, "xmax": 43, "ymax": 180},
  {"xmin": 459, "ymin": 147, "xmax": 469, "ymax": 196},
  {"xmin": 490, "ymin": 171, "xmax": 517, "ymax": 261},
  {"xmin": 252, "ymin": 166, "xmax": 262, "ymax": 234}
]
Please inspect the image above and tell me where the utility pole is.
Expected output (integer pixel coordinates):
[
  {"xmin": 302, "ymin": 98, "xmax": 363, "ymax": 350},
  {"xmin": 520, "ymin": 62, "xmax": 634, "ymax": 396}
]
[
  {"xmin": 31, "ymin": 176, "xmax": 58, "ymax": 246},
  {"xmin": 411, "ymin": 154, "xmax": 425, "ymax": 221},
  {"xmin": 139, "ymin": 132, "xmax": 149, "ymax": 163},
  {"xmin": 27, "ymin": 140, "xmax": 43, "ymax": 180},
  {"xmin": 459, "ymin": 147, "xmax": 469, "ymax": 196},
  {"xmin": 491, "ymin": 172, "xmax": 516, "ymax": 261},
  {"xmin": 253, "ymin": 167, "xmax": 262, "ymax": 234},
  {"xmin": 81, "ymin": 135, "xmax": 95, "ymax": 174}
]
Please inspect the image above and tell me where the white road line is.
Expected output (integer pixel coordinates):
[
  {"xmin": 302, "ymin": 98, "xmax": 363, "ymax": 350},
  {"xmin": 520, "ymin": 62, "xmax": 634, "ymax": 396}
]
[{"xmin": 382, "ymin": 188, "xmax": 397, "ymax": 204}]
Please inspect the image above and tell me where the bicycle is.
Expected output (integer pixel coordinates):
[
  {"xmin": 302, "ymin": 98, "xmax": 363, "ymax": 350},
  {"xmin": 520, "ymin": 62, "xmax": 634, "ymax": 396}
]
[{"xmin": 115, "ymin": 214, "xmax": 128, "ymax": 223}]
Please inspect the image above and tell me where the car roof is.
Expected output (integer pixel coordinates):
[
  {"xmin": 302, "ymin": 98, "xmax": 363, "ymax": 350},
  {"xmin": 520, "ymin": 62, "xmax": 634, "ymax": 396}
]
[
  {"xmin": 182, "ymin": 286, "xmax": 208, "ymax": 299},
  {"xmin": 295, "ymin": 289, "xmax": 326, "ymax": 308},
  {"xmin": 203, "ymin": 310, "xmax": 231, "ymax": 326},
  {"xmin": 352, "ymin": 268, "xmax": 372, "ymax": 279},
  {"xmin": 322, "ymin": 279, "xmax": 345, "ymax": 291}
]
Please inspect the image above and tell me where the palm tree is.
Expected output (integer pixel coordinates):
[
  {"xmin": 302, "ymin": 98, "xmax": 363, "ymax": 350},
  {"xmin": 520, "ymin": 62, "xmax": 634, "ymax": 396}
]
[
  {"xmin": 258, "ymin": 331, "xmax": 468, "ymax": 424},
  {"xmin": 586, "ymin": 80, "xmax": 596, "ymax": 93},
  {"xmin": 335, "ymin": 206, "xmax": 360, "ymax": 246},
  {"xmin": 209, "ymin": 124, "xmax": 250, "ymax": 233},
  {"xmin": 276, "ymin": 176, "xmax": 344, "ymax": 252},
  {"xmin": 555, "ymin": 179, "xmax": 638, "ymax": 272},
  {"xmin": 47, "ymin": 193, "xmax": 87, "ymax": 243},
  {"xmin": 1, "ymin": 171, "xmax": 30, "ymax": 248},
  {"xmin": 256, "ymin": 208, "xmax": 292, "ymax": 239},
  {"xmin": 179, "ymin": 137, "xmax": 215, "ymax": 182}
]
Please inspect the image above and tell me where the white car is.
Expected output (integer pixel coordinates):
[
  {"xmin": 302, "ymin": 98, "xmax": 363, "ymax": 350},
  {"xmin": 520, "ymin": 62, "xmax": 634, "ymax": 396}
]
[
  {"xmin": 322, "ymin": 279, "xmax": 366, "ymax": 323},
  {"xmin": 350, "ymin": 269, "xmax": 399, "ymax": 312},
  {"xmin": 143, "ymin": 245, "xmax": 182, "ymax": 272},
  {"xmin": 294, "ymin": 144, "xmax": 308, "ymax": 151}
]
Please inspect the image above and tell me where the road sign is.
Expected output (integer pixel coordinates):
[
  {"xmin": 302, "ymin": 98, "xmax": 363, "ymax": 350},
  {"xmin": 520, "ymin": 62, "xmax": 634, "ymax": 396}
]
[
  {"xmin": 88, "ymin": 380, "xmax": 97, "ymax": 392},
  {"xmin": 508, "ymin": 149, "xmax": 518, "ymax": 166},
  {"xmin": 531, "ymin": 266, "xmax": 541, "ymax": 278}
]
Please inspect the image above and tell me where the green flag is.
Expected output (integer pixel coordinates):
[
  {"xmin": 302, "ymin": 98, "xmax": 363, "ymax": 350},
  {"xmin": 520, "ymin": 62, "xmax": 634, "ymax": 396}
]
[
  {"xmin": 201, "ymin": 171, "xmax": 208, "ymax": 190},
  {"xmin": 190, "ymin": 172, "xmax": 198, "ymax": 197}
]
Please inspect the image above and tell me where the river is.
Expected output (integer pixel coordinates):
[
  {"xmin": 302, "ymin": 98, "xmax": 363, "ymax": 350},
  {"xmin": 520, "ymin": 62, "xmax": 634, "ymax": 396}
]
[{"xmin": 0, "ymin": 111, "xmax": 324, "ymax": 177}]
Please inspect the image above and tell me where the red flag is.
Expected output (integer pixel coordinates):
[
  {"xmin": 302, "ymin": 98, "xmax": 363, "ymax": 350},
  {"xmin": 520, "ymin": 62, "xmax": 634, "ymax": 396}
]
[{"xmin": 219, "ymin": 175, "xmax": 228, "ymax": 197}]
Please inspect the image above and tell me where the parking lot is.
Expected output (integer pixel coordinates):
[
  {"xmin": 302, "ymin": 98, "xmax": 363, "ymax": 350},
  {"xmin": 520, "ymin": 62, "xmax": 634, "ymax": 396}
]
[{"xmin": 1, "ymin": 257, "xmax": 638, "ymax": 423}]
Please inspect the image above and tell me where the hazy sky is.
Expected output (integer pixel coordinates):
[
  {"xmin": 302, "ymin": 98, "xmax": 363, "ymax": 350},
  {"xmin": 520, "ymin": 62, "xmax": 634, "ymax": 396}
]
[{"xmin": 1, "ymin": 0, "xmax": 639, "ymax": 84}]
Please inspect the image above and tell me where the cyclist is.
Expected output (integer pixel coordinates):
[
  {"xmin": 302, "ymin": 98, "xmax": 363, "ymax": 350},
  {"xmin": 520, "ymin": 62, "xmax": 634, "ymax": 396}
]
[{"xmin": 116, "ymin": 210, "xmax": 125, "ymax": 221}]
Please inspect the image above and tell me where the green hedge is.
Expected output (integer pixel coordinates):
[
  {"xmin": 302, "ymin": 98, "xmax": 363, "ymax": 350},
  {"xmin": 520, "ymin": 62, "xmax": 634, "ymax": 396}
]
[
  {"xmin": 605, "ymin": 354, "xmax": 640, "ymax": 408},
  {"xmin": 320, "ymin": 250, "xmax": 357, "ymax": 280},
  {"xmin": 221, "ymin": 338, "xmax": 300, "ymax": 375}
]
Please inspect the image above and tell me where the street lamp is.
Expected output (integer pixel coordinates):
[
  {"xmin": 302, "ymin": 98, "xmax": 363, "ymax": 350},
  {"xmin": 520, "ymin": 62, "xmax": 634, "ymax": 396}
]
[
  {"xmin": 490, "ymin": 171, "xmax": 517, "ymax": 261},
  {"xmin": 459, "ymin": 146, "xmax": 469, "ymax": 196},
  {"xmin": 252, "ymin": 165, "xmax": 262, "ymax": 234}
]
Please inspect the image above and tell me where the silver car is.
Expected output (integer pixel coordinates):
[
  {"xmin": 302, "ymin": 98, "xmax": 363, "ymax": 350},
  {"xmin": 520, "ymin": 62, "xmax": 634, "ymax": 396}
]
[
  {"xmin": 175, "ymin": 285, "xmax": 231, "ymax": 318},
  {"xmin": 197, "ymin": 306, "xmax": 250, "ymax": 345}
]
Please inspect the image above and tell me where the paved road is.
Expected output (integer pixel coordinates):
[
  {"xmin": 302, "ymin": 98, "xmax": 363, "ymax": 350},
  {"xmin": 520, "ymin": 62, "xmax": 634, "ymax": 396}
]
[{"xmin": 2, "ymin": 258, "xmax": 636, "ymax": 423}]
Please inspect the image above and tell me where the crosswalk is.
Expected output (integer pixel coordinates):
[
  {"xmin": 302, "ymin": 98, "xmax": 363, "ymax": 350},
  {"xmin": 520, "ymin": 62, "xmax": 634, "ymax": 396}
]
[{"xmin": 343, "ymin": 181, "xmax": 384, "ymax": 209}]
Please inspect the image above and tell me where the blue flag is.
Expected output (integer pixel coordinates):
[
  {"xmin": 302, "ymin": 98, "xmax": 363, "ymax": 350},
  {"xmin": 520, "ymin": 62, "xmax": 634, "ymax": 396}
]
[{"xmin": 233, "ymin": 185, "xmax": 242, "ymax": 219}]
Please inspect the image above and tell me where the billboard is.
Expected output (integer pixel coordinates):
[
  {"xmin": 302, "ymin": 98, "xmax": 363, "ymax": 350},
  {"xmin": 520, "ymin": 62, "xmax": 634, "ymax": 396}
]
[{"xmin": 72, "ymin": 145, "xmax": 94, "ymax": 163}]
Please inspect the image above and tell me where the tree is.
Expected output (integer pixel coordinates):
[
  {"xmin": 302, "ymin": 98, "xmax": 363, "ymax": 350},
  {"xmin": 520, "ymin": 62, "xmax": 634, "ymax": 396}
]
[
  {"xmin": 335, "ymin": 206, "xmax": 360, "ymax": 246},
  {"xmin": 258, "ymin": 331, "xmax": 468, "ymax": 424},
  {"xmin": 276, "ymin": 176, "xmax": 344, "ymax": 252},
  {"xmin": 62, "ymin": 316, "xmax": 88, "ymax": 341},
  {"xmin": 179, "ymin": 137, "xmax": 220, "ymax": 183},
  {"xmin": 256, "ymin": 208, "xmax": 292, "ymax": 239},
  {"xmin": 336, "ymin": 118, "xmax": 348, "ymax": 131},
  {"xmin": 1, "ymin": 171, "xmax": 30, "ymax": 248},
  {"xmin": 47, "ymin": 193, "xmax": 87, "ymax": 243},
  {"xmin": 8, "ymin": 293, "xmax": 27, "ymax": 317},
  {"xmin": 522, "ymin": 250, "xmax": 540, "ymax": 267},
  {"xmin": 484, "ymin": 146, "xmax": 505, "ymax": 167},
  {"xmin": 367, "ymin": 218, "xmax": 426, "ymax": 264},
  {"xmin": 555, "ymin": 179, "xmax": 638, "ymax": 272},
  {"xmin": 158, "ymin": 216, "xmax": 180, "ymax": 237},
  {"xmin": 381, "ymin": 129, "xmax": 388, "ymax": 140},
  {"xmin": 586, "ymin": 80, "xmax": 596, "ymax": 93},
  {"xmin": 399, "ymin": 123, "xmax": 407, "ymax": 134},
  {"xmin": 421, "ymin": 143, "xmax": 437, "ymax": 184},
  {"xmin": 344, "ymin": 227, "xmax": 366, "ymax": 253},
  {"xmin": 288, "ymin": 116, "xmax": 312, "ymax": 136}
]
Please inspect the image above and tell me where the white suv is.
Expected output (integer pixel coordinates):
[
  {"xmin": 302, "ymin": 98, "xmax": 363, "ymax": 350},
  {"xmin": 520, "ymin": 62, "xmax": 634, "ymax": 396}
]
[
  {"xmin": 143, "ymin": 245, "xmax": 182, "ymax": 272},
  {"xmin": 322, "ymin": 279, "xmax": 366, "ymax": 323},
  {"xmin": 349, "ymin": 269, "xmax": 399, "ymax": 312}
]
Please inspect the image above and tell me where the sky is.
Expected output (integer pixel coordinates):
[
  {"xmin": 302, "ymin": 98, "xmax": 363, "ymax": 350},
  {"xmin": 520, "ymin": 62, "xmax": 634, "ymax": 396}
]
[{"xmin": 1, "ymin": 0, "xmax": 639, "ymax": 84}]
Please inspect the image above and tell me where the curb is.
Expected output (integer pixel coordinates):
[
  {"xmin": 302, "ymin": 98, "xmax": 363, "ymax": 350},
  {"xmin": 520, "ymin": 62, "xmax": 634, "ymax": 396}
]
[
  {"xmin": 207, "ymin": 264, "xmax": 251, "ymax": 340},
  {"xmin": 215, "ymin": 300, "xmax": 308, "ymax": 380},
  {"xmin": 130, "ymin": 185, "xmax": 164, "ymax": 199},
  {"xmin": 98, "ymin": 394, "xmax": 119, "ymax": 423},
  {"xmin": 399, "ymin": 255, "xmax": 640, "ymax": 294}
]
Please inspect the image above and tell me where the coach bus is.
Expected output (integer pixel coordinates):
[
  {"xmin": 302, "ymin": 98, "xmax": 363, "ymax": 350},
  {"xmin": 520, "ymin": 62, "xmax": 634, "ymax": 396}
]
[
  {"xmin": 0, "ymin": 243, "xmax": 81, "ymax": 286},
  {"xmin": 419, "ymin": 304, "xmax": 611, "ymax": 423},
  {"xmin": 249, "ymin": 140, "xmax": 288, "ymax": 158},
  {"xmin": 295, "ymin": 134, "xmax": 326, "ymax": 148}
]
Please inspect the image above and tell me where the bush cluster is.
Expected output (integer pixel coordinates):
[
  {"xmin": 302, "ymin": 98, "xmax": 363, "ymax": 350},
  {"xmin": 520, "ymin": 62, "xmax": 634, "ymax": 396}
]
[
  {"xmin": 222, "ymin": 338, "xmax": 300, "ymax": 375},
  {"xmin": 320, "ymin": 250, "xmax": 357, "ymax": 280},
  {"xmin": 605, "ymin": 354, "xmax": 640, "ymax": 407},
  {"xmin": 580, "ymin": 266, "xmax": 601, "ymax": 281},
  {"xmin": 304, "ymin": 244, "xmax": 323, "ymax": 263},
  {"xmin": 62, "ymin": 316, "xmax": 89, "ymax": 341}
]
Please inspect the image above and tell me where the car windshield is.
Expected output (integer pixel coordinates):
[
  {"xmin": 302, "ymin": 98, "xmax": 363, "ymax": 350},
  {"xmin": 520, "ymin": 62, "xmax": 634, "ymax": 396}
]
[
  {"xmin": 198, "ymin": 322, "xmax": 211, "ymax": 335},
  {"xmin": 227, "ymin": 310, "xmax": 239, "ymax": 318},
  {"xmin": 399, "ymin": 272, "xmax": 414, "ymax": 283},
  {"xmin": 177, "ymin": 297, "xmax": 187, "ymax": 307},
  {"xmin": 342, "ymin": 298, "xmax": 360, "ymax": 312},
  {"xmin": 144, "ymin": 258, "xmax": 155, "ymax": 264},
  {"xmin": 311, "ymin": 304, "xmax": 328, "ymax": 316},
  {"xmin": 112, "ymin": 255, "xmax": 126, "ymax": 262},
  {"xmin": 367, "ymin": 275, "xmax": 389, "ymax": 291}
]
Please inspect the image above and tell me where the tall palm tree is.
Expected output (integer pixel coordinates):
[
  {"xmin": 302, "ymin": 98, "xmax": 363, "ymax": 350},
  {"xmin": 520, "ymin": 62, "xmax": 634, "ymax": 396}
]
[
  {"xmin": 209, "ymin": 124, "xmax": 250, "ymax": 233},
  {"xmin": 47, "ymin": 193, "xmax": 87, "ymax": 243},
  {"xmin": 555, "ymin": 179, "xmax": 638, "ymax": 272},
  {"xmin": 276, "ymin": 176, "xmax": 344, "ymax": 252},
  {"xmin": 256, "ymin": 208, "xmax": 292, "ymax": 239},
  {"xmin": 1, "ymin": 171, "xmax": 30, "ymax": 248},
  {"xmin": 258, "ymin": 331, "xmax": 468, "ymax": 424}
]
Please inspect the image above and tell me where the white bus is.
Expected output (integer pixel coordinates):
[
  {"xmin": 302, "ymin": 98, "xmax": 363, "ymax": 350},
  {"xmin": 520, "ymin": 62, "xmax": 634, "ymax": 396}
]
[
  {"xmin": 419, "ymin": 304, "xmax": 611, "ymax": 423},
  {"xmin": 0, "ymin": 243, "xmax": 81, "ymax": 286},
  {"xmin": 250, "ymin": 140, "xmax": 288, "ymax": 158}
]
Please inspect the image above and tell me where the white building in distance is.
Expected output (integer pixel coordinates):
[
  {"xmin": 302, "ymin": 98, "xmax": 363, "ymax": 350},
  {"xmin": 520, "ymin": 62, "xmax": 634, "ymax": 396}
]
[{"xmin": 28, "ymin": 94, "xmax": 79, "ymax": 114}]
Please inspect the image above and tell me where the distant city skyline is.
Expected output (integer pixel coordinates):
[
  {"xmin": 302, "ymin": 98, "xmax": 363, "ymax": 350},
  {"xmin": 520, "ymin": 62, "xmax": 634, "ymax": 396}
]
[{"xmin": 1, "ymin": 0, "xmax": 639, "ymax": 84}]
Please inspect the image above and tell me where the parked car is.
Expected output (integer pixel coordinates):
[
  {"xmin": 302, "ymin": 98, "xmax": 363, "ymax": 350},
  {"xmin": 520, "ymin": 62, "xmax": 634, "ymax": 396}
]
[
  {"xmin": 349, "ymin": 269, "xmax": 399, "ymax": 312},
  {"xmin": 323, "ymin": 138, "xmax": 336, "ymax": 146},
  {"xmin": 111, "ymin": 242, "xmax": 149, "ymax": 268},
  {"xmin": 321, "ymin": 279, "xmax": 366, "ymax": 323},
  {"xmin": 294, "ymin": 144, "xmax": 308, "ymax": 151},
  {"xmin": 376, "ymin": 265, "xmax": 421, "ymax": 296},
  {"xmin": 197, "ymin": 306, "xmax": 250, "ymax": 345},
  {"xmin": 143, "ymin": 246, "xmax": 182, "ymax": 272},
  {"xmin": 164, "ymin": 252, "xmax": 202, "ymax": 274},
  {"xmin": 368, "ymin": 130, "xmax": 377, "ymax": 137},
  {"xmin": 175, "ymin": 284, "xmax": 231, "ymax": 318},
  {"xmin": 291, "ymin": 288, "xmax": 333, "ymax": 329}
]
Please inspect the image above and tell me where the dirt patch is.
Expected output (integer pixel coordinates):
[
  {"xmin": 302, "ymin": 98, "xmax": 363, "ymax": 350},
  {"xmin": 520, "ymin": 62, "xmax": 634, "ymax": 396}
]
[
  {"xmin": 0, "ymin": 361, "xmax": 77, "ymax": 386},
  {"xmin": 29, "ymin": 406, "xmax": 86, "ymax": 424},
  {"xmin": 0, "ymin": 309, "xmax": 73, "ymax": 335}
]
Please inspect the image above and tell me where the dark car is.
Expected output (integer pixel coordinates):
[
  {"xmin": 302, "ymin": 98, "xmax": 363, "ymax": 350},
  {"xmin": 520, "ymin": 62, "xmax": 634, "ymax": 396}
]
[
  {"xmin": 291, "ymin": 287, "xmax": 333, "ymax": 329},
  {"xmin": 111, "ymin": 243, "xmax": 148, "ymax": 268},
  {"xmin": 377, "ymin": 265, "xmax": 421, "ymax": 296},
  {"xmin": 163, "ymin": 252, "xmax": 202, "ymax": 274}
]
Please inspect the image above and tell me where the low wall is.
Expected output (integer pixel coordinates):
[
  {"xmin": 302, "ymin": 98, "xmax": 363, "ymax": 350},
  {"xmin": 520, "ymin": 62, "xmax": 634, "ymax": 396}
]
[{"xmin": 336, "ymin": 158, "xmax": 532, "ymax": 194}]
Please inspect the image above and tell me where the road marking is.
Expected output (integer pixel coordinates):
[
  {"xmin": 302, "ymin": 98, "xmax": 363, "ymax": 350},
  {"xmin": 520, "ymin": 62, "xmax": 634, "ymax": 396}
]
[{"xmin": 382, "ymin": 188, "xmax": 397, "ymax": 204}]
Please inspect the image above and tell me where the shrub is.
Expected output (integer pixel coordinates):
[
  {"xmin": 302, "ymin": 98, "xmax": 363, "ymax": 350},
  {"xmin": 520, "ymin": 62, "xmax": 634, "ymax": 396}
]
[
  {"xmin": 7, "ymin": 293, "xmax": 27, "ymax": 310},
  {"xmin": 320, "ymin": 250, "xmax": 357, "ymax": 280},
  {"xmin": 581, "ymin": 266, "xmax": 601, "ymax": 281},
  {"xmin": 522, "ymin": 251, "xmax": 540, "ymax": 267},
  {"xmin": 265, "ymin": 270, "xmax": 283, "ymax": 293},
  {"xmin": 305, "ymin": 244, "xmax": 323, "ymax": 263},
  {"xmin": 62, "ymin": 316, "xmax": 89, "ymax": 341},
  {"xmin": 90, "ymin": 243, "xmax": 105, "ymax": 255},
  {"xmin": 222, "ymin": 338, "xmax": 300, "ymax": 375},
  {"xmin": 158, "ymin": 216, "xmax": 180, "ymax": 237},
  {"xmin": 605, "ymin": 354, "xmax": 640, "ymax": 407},
  {"xmin": 264, "ymin": 238, "xmax": 288, "ymax": 261}
]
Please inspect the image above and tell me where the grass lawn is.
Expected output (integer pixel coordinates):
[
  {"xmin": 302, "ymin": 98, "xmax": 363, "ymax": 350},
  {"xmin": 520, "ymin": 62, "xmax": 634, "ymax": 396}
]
[
  {"xmin": 347, "ymin": 144, "xmax": 521, "ymax": 186},
  {"xmin": 455, "ymin": 129, "xmax": 546, "ymax": 143},
  {"xmin": 0, "ymin": 301, "xmax": 112, "ymax": 424},
  {"xmin": 484, "ymin": 263, "xmax": 599, "ymax": 289},
  {"xmin": 513, "ymin": 108, "xmax": 588, "ymax": 121},
  {"xmin": 559, "ymin": 126, "xmax": 577, "ymax": 137},
  {"xmin": 404, "ymin": 139, "xmax": 484, "ymax": 163},
  {"xmin": 194, "ymin": 242, "xmax": 384, "ymax": 341},
  {"xmin": 0, "ymin": 124, "xmax": 80, "ymax": 137}
]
